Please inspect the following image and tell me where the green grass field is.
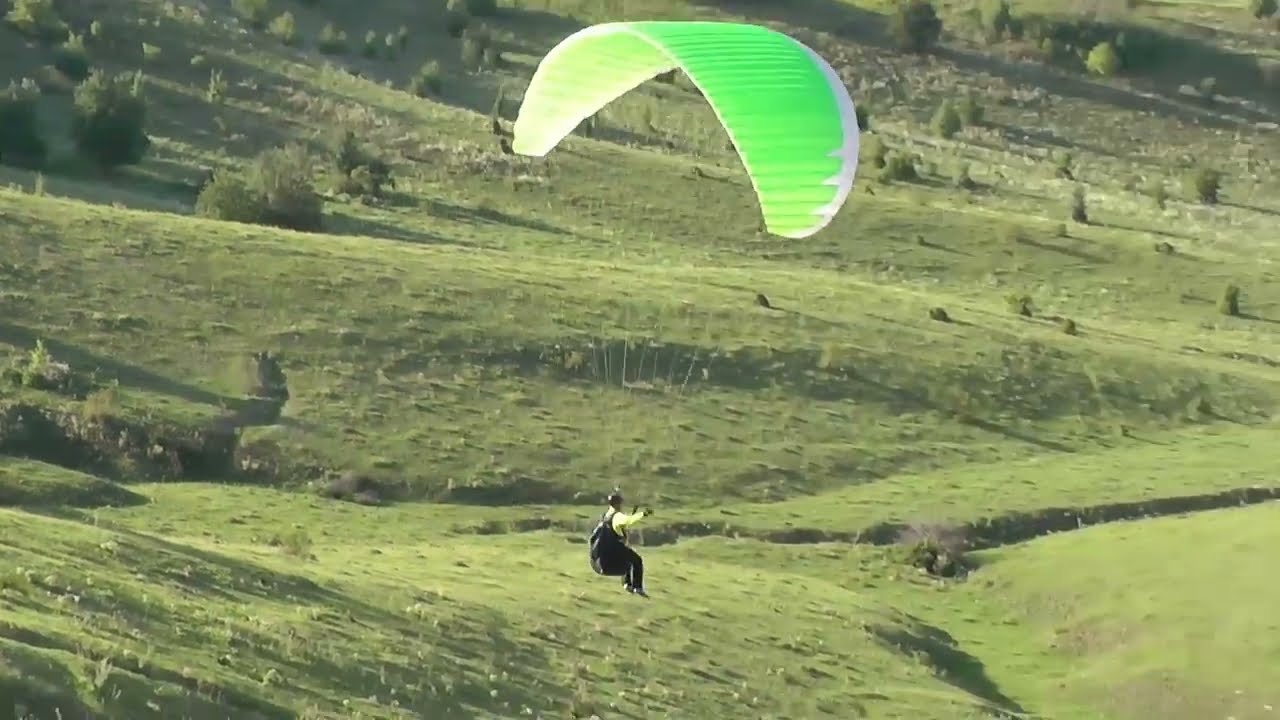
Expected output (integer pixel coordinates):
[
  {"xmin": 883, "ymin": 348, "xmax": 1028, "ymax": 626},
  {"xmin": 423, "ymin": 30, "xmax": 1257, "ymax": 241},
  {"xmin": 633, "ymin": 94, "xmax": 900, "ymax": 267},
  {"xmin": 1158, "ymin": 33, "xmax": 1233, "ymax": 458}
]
[{"xmin": 2, "ymin": 0, "xmax": 1279, "ymax": 717}]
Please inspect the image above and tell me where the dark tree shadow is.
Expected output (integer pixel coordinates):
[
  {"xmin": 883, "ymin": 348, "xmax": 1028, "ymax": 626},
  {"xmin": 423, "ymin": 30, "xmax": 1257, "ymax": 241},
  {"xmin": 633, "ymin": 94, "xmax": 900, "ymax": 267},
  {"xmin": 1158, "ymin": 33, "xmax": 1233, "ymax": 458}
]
[
  {"xmin": 870, "ymin": 619, "xmax": 1028, "ymax": 718},
  {"xmin": 0, "ymin": 322, "xmax": 240, "ymax": 409},
  {"xmin": 324, "ymin": 209, "xmax": 455, "ymax": 245},
  {"xmin": 424, "ymin": 198, "xmax": 568, "ymax": 235}
]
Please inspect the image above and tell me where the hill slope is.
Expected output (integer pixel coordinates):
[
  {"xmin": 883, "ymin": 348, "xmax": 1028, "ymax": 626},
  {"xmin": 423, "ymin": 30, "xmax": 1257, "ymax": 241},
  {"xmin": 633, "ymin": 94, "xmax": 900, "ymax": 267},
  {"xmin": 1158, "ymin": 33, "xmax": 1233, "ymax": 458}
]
[{"xmin": 2, "ymin": 0, "xmax": 1279, "ymax": 717}]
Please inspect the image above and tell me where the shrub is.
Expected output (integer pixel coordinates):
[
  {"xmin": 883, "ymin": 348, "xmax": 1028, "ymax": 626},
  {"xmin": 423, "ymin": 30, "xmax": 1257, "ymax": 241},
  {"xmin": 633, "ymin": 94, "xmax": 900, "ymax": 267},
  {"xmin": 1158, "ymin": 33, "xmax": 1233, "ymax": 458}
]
[
  {"xmin": 331, "ymin": 129, "xmax": 394, "ymax": 201},
  {"xmin": 196, "ymin": 145, "xmax": 323, "ymax": 232},
  {"xmin": 1070, "ymin": 185, "xmax": 1088, "ymax": 223},
  {"xmin": 445, "ymin": 0, "xmax": 470, "ymax": 37},
  {"xmin": 880, "ymin": 152, "xmax": 918, "ymax": 183},
  {"xmin": 889, "ymin": 0, "xmax": 942, "ymax": 53},
  {"xmin": 0, "ymin": 82, "xmax": 47, "ymax": 169},
  {"xmin": 206, "ymin": 69, "xmax": 228, "ymax": 104},
  {"xmin": 899, "ymin": 524, "xmax": 967, "ymax": 578},
  {"xmin": 268, "ymin": 12, "xmax": 298, "ymax": 46},
  {"xmin": 318, "ymin": 23, "xmax": 348, "ymax": 55},
  {"xmin": 362, "ymin": 29, "xmax": 380, "ymax": 58},
  {"xmin": 384, "ymin": 32, "xmax": 399, "ymax": 59},
  {"xmin": 71, "ymin": 70, "xmax": 150, "ymax": 171},
  {"xmin": 461, "ymin": 26, "xmax": 493, "ymax": 68},
  {"xmin": 1218, "ymin": 284, "xmax": 1240, "ymax": 316},
  {"xmin": 1187, "ymin": 167, "xmax": 1221, "ymax": 204},
  {"xmin": 855, "ymin": 105, "xmax": 870, "ymax": 131},
  {"xmin": 952, "ymin": 161, "xmax": 975, "ymax": 189},
  {"xmin": 1006, "ymin": 293, "xmax": 1033, "ymax": 317},
  {"xmin": 141, "ymin": 43, "xmax": 162, "ymax": 62},
  {"xmin": 863, "ymin": 135, "xmax": 887, "ymax": 169},
  {"xmin": 978, "ymin": 0, "xmax": 1012, "ymax": 42},
  {"xmin": 409, "ymin": 61, "xmax": 443, "ymax": 97},
  {"xmin": 1148, "ymin": 178, "xmax": 1168, "ymax": 209},
  {"xmin": 1053, "ymin": 152, "xmax": 1074, "ymax": 179},
  {"xmin": 956, "ymin": 92, "xmax": 984, "ymax": 125},
  {"xmin": 4, "ymin": 0, "xmax": 68, "ymax": 43},
  {"xmin": 1085, "ymin": 41, "xmax": 1120, "ymax": 76},
  {"xmin": 1059, "ymin": 317, "xmax": 1078, "ymax": 335},
  {"xmin": 928, "ymin": 307, "xmax": 951, "ymax": 322},
  {"xmin": 930, "ymin": 99, "xmax": 962, "ymax": 138},
  {"xmin": 53, "ymin": 34, "xmax": 91, "ymax": 82},
  {"xmin": 396, "ymin": 25, "xmax": 410, "ymax": 51},
  {"xmin": 231, "ymin": 0, "xmax": 270, "ymax": 29},
  {"xmin": 1250, "ymin": 0, "xmax": 1277, "ymax": 18}
]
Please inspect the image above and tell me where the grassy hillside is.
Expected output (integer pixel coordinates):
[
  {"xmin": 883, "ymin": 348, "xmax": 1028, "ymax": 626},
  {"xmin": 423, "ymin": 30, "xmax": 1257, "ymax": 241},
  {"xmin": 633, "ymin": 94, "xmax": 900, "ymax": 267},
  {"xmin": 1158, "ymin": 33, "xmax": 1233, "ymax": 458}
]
[{"xmin": 2, "ymin": 0, "xmax": 1279, "ymax": 717}]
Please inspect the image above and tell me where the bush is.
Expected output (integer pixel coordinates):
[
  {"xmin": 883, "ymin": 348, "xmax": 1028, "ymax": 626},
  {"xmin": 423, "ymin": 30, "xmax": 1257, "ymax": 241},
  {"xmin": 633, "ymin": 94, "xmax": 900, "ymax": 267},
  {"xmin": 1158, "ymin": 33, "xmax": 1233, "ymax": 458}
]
[
  {"xmin": 445, "ymin": 0, "xmax": 470, "ymax": 37},
  {"xmin": 409, "ymin": 61, "xmax": 443, "ymax": 97},
  {"xmin": 71, "ymin": 70, "xmax": 150, "ymax": 171},
  {"xmin": 889, "ymin": 0, "xmax": 942, "ymax": 53},
  {"xmin": 53, "ymin": 34, "xmax": 91, "ymax": 82},
  {"xmin": 1070, "ymin": 185, "xmax": 1088, "ymax": 223},
  {"xmin": 196, "ymin": 145, "xmax": 323, "ymax": 232},
  {"xmin": 461, "ymin": 26, "xmax": 493, "ymax": 68},
  {"xmin": 978, "ymin": 0, "xmax": 1012, "ymax": 42},
  {"xmin": 863, "ymin": 135, "xmax": 887, "ymax": 169},
  {"xmin": 899, "ymin": 524, "xmax": 967, "ymax": 578},
  {"xmin": 1250, "ymin": 0, "xmax": 1277, "ymax": 18},
  {"xmin": 1006, "ymin": 293, "xmax": 1033, "ymax": 317},
  {"xmin": 1059, "ymin": 317, "xmax": 1078, "ymax": 335},
  {"xmin": 396, "ymin": 25, "xmax": 410, "ymax": 51},
  {"xmin": 331, "ymin": 129, "xmax": 394, "ymax": 201},
  {"xmin": 362, "ymin": 29, "xmax": 380, "ymax": 58},
  {"xmin": 4, "ymin": 0, "xmax": 68, "ymax": 43},
  {"xmin": 384, "ymin": 32, "xmax": 399, "ymax": 59},
  {"xmin": 231, "ymin": 0, "xmax": 270, "ymax": 29},
  {"xmin": 318, "ymin": 23, "xmax": 348, "ymax": 55},
  {"xmin": 952, "ymin": 161, "xmax": 975, "ymax": 189},
  {"xmin": 1148, "ymin": 179, "xmax": 1168, "ymax": 209},
  {"xmin": 1085, "ymin": 41, "xmax": 1120, "ymax": 76},
  {"xmin": 956, "ymin": 92, "xmax": 984, "ymax": 125},
  {"xmin": 928, "ymin": 307, "xmax": 951, "ymax": 322},
  {"xmin": 1218, "ymin": 284, "xmax": 1241, "ymax": 317},
  {"xmin": 268, "ymin": 12, "xmax": 298, "ymax": 46},
  {"xmin": 880, "ymin": 152, "xmax": 918, "ymax": 183},
  {"xmin": 855, "ymin": 105, "xmax": 870, "ymax": 132},
  {"xmin": 930, "ymin": 100, "xmax": 962, "ymax": 138},
  {"xmin": 1187, "ymin": 167, "xmax": 1221, "ymax": 204},
  {"xmin": 0, "ymin": 82, "xmax": 47, "ymax": 169}
]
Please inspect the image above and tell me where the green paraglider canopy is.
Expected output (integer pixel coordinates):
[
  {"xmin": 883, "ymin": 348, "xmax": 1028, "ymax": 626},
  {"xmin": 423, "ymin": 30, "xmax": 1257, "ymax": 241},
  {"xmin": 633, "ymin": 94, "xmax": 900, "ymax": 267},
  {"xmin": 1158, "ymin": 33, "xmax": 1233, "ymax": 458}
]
[{"xmin": 511, "ymin": 21, "xmax": 861, "ymax": 239}]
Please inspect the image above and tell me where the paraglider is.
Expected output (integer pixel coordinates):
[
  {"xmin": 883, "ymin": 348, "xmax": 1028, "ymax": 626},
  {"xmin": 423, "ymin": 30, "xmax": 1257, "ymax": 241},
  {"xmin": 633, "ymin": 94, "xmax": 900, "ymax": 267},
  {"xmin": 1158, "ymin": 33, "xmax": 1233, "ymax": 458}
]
[
  {"xmin": 589, "ymin": 489, "xmax": 652, "ymax": 597},
  {"xmin": 511, "ymin": 21, "xmax": 861, "ymax": 239}
]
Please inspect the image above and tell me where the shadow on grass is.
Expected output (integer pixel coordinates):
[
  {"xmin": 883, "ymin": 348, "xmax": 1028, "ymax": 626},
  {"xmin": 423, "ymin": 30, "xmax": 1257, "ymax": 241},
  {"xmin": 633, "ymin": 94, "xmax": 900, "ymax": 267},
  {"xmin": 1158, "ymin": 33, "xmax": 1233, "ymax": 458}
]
[
  {"xmin": 324, "ymin": 208, "xmax": 454, "ymax": 245},
  {"xmin": 424, "ymin": 197, "xmax": 569, "ymax": 236},
  {"xmin": 0, "ymin": 322, "xmax": 240, "ymax": 410},
  {"xmin": 870, "ymin": 619, "xmax": 1028, "ymax": 718},
  {"xmin": 5, "ymin": 518, "xmax": 573, "ymax": 717}
]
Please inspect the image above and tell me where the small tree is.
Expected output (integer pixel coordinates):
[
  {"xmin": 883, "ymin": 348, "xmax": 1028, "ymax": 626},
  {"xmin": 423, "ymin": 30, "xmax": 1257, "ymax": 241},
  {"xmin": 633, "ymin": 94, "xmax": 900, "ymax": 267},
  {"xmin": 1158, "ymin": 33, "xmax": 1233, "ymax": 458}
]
[
  {"xmin": 956, "ymin": 91, "xmax": 984, "ymax": 125},
  {"xmin": 855, "ymin": 105, "xmax": 871, "ymax": 132},
  {"xmin": 1188, "ymin": 167, "xmax": 1221, "ymax": 204},
  {"xmin": 890, "ymin": 0, "xmax": 942, "ymax": 53},
  {"xmin": 71, "ymin": 70, "xmax": 150, "ymax": 171},
  {"xmin": 362, "ymin": 29, "xmax": 380, "ymax": 58},
  {"xmin": 4, "ymin": 0, "xmax": 68, "ymax": 43},
  {"xmin": 197, "ymin": 145, "xmax": 323, "ymax": 231},
  {"xmin": 1070, "ymin": 185, "xmax": 1088, "ymax": 223},
  {"xmin": 445, "ymin": 0, "xmax": 470, "ymax": 37},
  {"xmin": 1085, "ymin": 41, "xmax": 1120, "ymax": 76},
  {"xmin": 231, "ymin": 0, "xmax": 270, "ymax": 29},
  {"xmin": 863, "ymin": 135, "xmax": 887, "ymax": 169},
  {"xmin": 318, "ymin": 23, "xmax": 348, "ymax": 54},
  {"xmin": 1249, "ymin": 0, "xmax": 1277, "ymax": 18},
  {"xmin": 409, "ymin": 61, "xmax": 443, "ymax": 97},
  {"xmin": 978, "ymin": 0, "xmax": 1012, "ymax": 42},
  {"xmin": 268, "ymin": 12, "xmax": 298, "ymax": 46},
  {"xmin": 930, "ymin": 100, "xmax": 962, "ymax": 138},
  {"xmin": 1218, "ymin": 283, "xmax": 1241, "ymax": 317},
  {"xmin": 53, "ymin": 34, "xmax": 91, "ymax": 82},
  {"xmin": 0, "ymin": 82, "xmax": 47, "ymax": 169}
]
